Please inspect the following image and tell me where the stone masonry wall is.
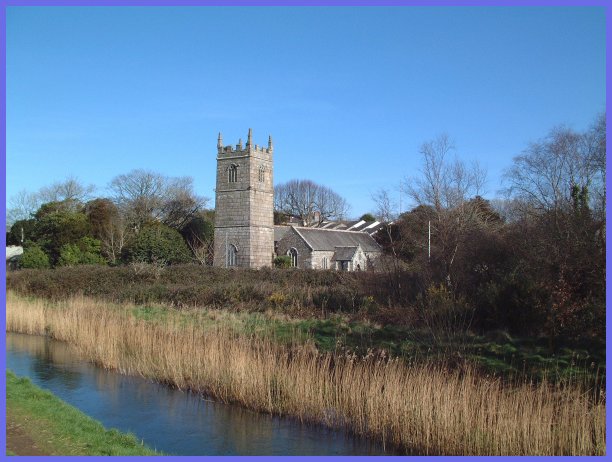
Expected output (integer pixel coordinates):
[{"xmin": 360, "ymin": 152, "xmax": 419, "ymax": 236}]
[
  {"xmin": 310, "ymin": 250, "xmax": 335, "ymax": 270},
  {"xmin": 213, "ymin": 133, "xmax": 274, "ymax": 268},
  {"xmin": 276, "ymin": 227, "xmax": 313, "ymax": 269}
]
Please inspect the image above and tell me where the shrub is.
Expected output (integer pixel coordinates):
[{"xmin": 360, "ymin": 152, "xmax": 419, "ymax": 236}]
[
  {"xmin": 20, "ymin": 246, "xmax": 51, "ymax": 269},
  {"xmin": 273, "ymin": 255, "xmax": 292, "ymax": 268},
  {"xmin": 57, "ymin": 237, "xmax": 106, "ymax": 267},
  {"xmin": 268, "ymin": 292, "xmax": 287, "ymax": 308},
  {"xmin": 122, "ymin": 224, "xmax": 191, "ymax": 265},
  {"xmin": 417, "ymin": 284, "xmax": 475, "ymax": 345}
]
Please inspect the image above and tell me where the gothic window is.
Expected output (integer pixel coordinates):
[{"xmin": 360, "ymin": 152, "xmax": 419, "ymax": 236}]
[
  {"xmin": 227, "ymin": 244, "xmax": 237, "ymax": 267},
  {"xmin": 322, "ymin": 257, "xmax": 328, "ymax": 269},
  {"xmin": 288, "ymin": 248, "xmax": 298, "ymax": 267},
  {"xmin": 228, "ymin": 164, "xmax": 238, "ymax": 183},
  {"xmin": 258, "ymin": 165, "xmax": 265, "ymax": 182}
]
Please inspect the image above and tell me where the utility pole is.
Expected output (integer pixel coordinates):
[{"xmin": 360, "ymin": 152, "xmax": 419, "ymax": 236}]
[{"xmin": 428, "ymin": 220, "xmax": 431, "ymax": 261}]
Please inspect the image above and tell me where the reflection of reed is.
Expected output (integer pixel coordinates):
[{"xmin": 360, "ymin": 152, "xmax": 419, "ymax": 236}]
[
  {"xmin": 8, "ymin": 333, "xmax": 84, "ymax": 389},
  {"xmin": 6, "ymin": 292, "xmax": 605, "ymax": 456}
]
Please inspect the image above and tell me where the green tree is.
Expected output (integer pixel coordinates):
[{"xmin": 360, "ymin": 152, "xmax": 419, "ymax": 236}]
[
  {"xmin": 122, "ymin": 223, "xmax": 191, "ymax": 265},
  {"xmin": 20, "ymin": 246, "xmax": 51, "ymax": 269},
  {"xmin": 6, "ymin": 219, "xmax": 36, "ymax": 246},
  {"xmin": 32, "ymin": 204, "xmax": 92, "ymax": 265},
  {"xmin": 57, "ymin": 237, "xmax": 106, "ymax": 267},
  {"xmin": 359, "ymin": 213, "xmax": 376, "ymax": 222}
]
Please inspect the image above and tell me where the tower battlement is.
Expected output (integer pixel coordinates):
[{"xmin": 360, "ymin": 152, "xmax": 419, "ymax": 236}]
[{"xmin": 217, "ymin": 129, "xmax": 273, "ymax": 156}]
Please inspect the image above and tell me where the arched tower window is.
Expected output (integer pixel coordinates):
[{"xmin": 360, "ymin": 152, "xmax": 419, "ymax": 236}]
[
  {"xmin": 258, "ymin": 165, "xmax": 266, "ymax": 182},
  {"xmin": 228, "ymin": 164, "xmax": 238, "ymax": 183},
  {"xmin": 288, "ymin": 248, "xmax": 298, "ymax": 267},
  {"xmin": 227, "ymin": 244, "xmax": 238, "ymax": 267}
]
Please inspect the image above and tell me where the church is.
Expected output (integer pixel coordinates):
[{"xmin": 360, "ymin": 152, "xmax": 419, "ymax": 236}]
[{"xmin": 213, "ymin": 129, "xmax": 381, "ymax": 270}]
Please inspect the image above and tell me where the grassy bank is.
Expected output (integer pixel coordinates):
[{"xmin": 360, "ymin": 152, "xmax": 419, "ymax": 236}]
[
  {"xmin": 6, "ymin": 370, "xmax": 159, "ymax": 456},
  {"xmin": 6, "ymin": 266, "xmax": 605, "ymax": 385},
  {"xmin": 6, "ymin": 292, "xmax": 605, "ymax": 455},
  {"xmin": 129, "ymin": 298, "xmax": 604, "ymax": 386}
]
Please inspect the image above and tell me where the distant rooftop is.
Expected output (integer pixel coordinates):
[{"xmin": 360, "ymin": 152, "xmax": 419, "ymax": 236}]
[{"xmin": 291, "ymin": 226, "xmax": 381, "ymax": 253}]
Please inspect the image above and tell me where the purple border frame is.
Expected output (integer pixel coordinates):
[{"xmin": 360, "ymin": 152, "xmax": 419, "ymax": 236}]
[
  {"xmin": 1, "ymin": 1, "xmax": 608, "ymax": 460},
  {"xmin": 1, "ymin": 0, "xmax": 611, "ymax": 5}
]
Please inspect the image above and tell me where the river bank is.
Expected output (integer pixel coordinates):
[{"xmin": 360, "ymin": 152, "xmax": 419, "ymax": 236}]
[
  {"xmin": 6, "ymin": 265, "xmax": 605, "ymax": 386},
  {"xmin": 6, "ymin": 370, "xmax": 159, "ymax": 456},
  {"xmin": 6, "ymin": 291, "xmax": 605, "ymax": 455}
]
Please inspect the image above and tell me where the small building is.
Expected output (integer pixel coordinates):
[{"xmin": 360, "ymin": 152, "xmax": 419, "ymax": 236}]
[{"xmin": 275, "ymin": 226, "xmax": 381, "ymax": 270}]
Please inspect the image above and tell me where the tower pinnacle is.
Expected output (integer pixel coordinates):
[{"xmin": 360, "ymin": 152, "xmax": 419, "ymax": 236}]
[
  {"xmin": 268, "ymin": 135, "xmax": 273, "ymax": 150},
  {"xmin": 247, "ymin": 128, "xmax": 253, "ymax": 147},
  {"xmin": 217, "ymin": 132, "xmax": 223, "ymax": 149}
]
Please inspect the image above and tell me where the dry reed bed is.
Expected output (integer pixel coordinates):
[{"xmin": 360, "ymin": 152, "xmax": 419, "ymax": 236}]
[{"xmin": 6, "ymin": 292, "xmax": 605, "ymax": 456}]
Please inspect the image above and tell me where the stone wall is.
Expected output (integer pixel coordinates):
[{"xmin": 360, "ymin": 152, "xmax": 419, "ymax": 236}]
[
  {"xmin": 276, "ymin": 227, "xmax": 313, "ymax": 269},
  {"xmin": 310, "ymin": 250, "xmax": 335, "ymax": 270}
]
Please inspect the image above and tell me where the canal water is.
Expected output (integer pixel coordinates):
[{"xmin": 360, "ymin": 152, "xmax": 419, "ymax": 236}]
[{"xmin": 6, "ymin": 332, "xmax": 392, "ymax": 456}]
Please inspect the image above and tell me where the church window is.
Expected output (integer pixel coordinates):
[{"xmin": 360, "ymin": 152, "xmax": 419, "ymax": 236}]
[
  {"xmin": 288, "ymin": 248, "xmax": 298, "ymax": 267},
  {"xmin": 227, "ymin": 244, "xmax": 237, "ymax": 267},
  {"xmin": 228, "ymin": 164, "xmax": 238, "ymax": 183},
  {"xmin": 258, "ymin": 165, "xmax": 265, "ymax": 182},
  {"xmin": 322, "ymin": 257, "xmax": 328, "ymax": 269}
]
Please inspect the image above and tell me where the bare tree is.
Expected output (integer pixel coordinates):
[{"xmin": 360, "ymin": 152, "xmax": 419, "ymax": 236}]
[
  {"xmin": 406, "ymin": 134, "xmax": 485, "ymax": 212},
  {"xmin": 109, "ymin": 169, "xmax": 208, "ymax": 231},
  {"xmin": 186, "ymin": 232, "xmax": 214, "ymax": 265},
  {"xmin": 503, "ymin": 125, "xmax": 601, "ymax": 215},
  {"xmin": 371, "ymin": 188, "xmax": 402, "ymax": 274},
  {"xmin": 582, "ymin": 113, "xmax": 606, "ymax": 222},
  {"xmin": 39, "ymin": 176, "xmax": 96, "ymax": 205},
  {"xmin": 275, "ymin": 179, "xmax": 349, "ymax": 225},
  {"xmin": 85, "ymin": 198, "xmax": 128, "ymax": 264},
  {"xmin": 159, "ymin": 177, "xmax": 205, "ymax": 230},
  {"xmin": 6, "ymin": 190, "xmax": 41, "ymax": 226},
  {"xmin": 7, "ymin": 176, "xmax": 95, "ymax": 227},
  {"xmin": 404, "ymin": 134, "xmax": 489, "ymax": 289}
]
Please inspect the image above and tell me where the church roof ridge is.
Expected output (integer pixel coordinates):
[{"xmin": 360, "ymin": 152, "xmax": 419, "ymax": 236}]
[
  {"xmin": 290, "ymin": 225, "xmax": 314, "ymax": 250},
  {"xmin": 293, "ymin": 225, "xmax": 373, "ymax": 235}
]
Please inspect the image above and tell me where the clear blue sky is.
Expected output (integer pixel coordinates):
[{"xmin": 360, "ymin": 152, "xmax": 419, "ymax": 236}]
[{"xmin": 6, "ymin": 6, "xmax": 606, "ymax": 217}]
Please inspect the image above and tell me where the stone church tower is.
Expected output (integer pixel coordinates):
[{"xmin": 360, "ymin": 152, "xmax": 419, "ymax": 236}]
[{"xmin": 213, "ymin": 129, "xmax": 274, "ymax": 268}]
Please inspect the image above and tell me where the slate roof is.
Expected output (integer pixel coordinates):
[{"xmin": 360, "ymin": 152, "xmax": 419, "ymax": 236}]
[
  {"xmin": 274, "ymin": 226, "xmax": 290, "ymax": 242},
  {"xmin": 291, "ymin": 227, "xmax": 381, "ymax": 253},
  {"xmin": 333, "ymin": 246, "xmax": 359, "ymax": 261}
]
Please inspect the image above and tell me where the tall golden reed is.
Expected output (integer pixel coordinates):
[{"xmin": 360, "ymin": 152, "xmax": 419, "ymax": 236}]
[{"xmin": 6, "ymin": 291, "xmax": 605, "ymax": 455}]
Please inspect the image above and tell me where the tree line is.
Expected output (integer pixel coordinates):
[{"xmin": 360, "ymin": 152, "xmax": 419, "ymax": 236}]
[
  {"xmin": 374, "ymin": 114, "xmax": 605, "ymax": 346},
  {"xmin": 6, "ymin": 170, "xmax": 214, "ymax": 268}
]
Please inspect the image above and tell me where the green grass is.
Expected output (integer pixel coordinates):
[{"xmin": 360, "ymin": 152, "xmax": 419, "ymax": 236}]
[{"xmin": 6, "ymin": 370, "xmax": 161, "ymax": 456}]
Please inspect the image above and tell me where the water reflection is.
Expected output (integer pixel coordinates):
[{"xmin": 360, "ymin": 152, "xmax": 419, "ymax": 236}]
[{"xmin": 6, "ymin": 333, "xmax": 391, "ymax": 456}]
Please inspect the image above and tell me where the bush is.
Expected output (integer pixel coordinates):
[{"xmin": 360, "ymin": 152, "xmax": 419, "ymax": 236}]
[
  {"xmin": 20, "ymin": 246, "xmax": 51, "ymax": 269},
  {"xmin": 57, "ymin": 237, "xmax": 106, "ymax": 267},
  {"xmin": 122, "ymin": 224, "xmax": 191, "ymax": 265},
  {"xmin": 273, "ymin": 255, "xmax": 292, "ymax": 268},
  {"xmin": 417, "ymin": 284, "xmax": 475, "ymax": 344}
]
